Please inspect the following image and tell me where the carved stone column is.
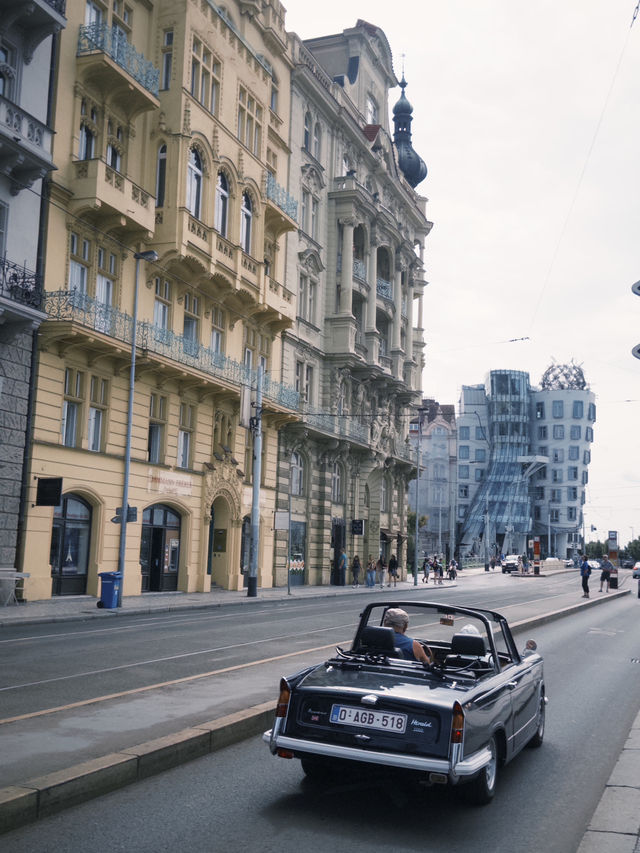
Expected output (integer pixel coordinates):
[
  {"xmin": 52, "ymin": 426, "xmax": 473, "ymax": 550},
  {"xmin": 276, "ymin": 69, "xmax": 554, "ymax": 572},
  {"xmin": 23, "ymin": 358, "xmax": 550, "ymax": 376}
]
[{"xmin": 339, "ymin": 217, "xmax": 355, "ymax": 315}]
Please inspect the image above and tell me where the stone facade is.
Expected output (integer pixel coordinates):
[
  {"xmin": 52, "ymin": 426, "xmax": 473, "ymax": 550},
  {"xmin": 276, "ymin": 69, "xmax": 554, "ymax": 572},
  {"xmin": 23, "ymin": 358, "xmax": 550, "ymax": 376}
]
[
  {"xmin": 274, "ymin": 22, "xmax": 431, "ymax": 586},
  {"xmin": 0, "ymin": 0, "xmax": 65, "ymax": 570}
]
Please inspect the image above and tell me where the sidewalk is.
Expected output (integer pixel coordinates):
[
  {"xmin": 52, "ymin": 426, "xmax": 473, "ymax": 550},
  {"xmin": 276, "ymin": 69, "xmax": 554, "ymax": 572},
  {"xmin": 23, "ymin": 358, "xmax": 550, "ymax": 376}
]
[{"xmin": 1, "ymin": 570, "xmax": 637, "ymax": 850}]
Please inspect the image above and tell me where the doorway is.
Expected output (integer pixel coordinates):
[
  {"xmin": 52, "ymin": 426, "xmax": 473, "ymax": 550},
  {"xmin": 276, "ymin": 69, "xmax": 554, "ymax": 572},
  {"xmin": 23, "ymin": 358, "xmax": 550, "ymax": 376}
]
[
  {"xmin": 140, "ymin": 504, "xmax": 180, "ymax": 592},
  {"xmin": 50, "ymin": 494, "xmax": 92, "ymax": 596},
  {"xmin": 330, "ymin": 518, "xmax": 345, "ymax": 585}
]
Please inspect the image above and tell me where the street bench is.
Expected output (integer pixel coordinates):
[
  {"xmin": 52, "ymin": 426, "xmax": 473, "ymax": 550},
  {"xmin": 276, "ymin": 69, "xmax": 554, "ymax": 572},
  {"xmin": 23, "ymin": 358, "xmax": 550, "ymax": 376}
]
[{"xmin": 0, "ymin": 569, "xmax": 31, "ymax": 606}]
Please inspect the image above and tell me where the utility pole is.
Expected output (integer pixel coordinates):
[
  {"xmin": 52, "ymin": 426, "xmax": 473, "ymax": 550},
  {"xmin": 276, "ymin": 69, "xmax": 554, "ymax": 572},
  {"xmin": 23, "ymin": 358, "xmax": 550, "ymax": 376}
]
[
  {"xmin": 413, "ymin": 408, "xmax": 424, "ymax": 586},
  {"xmin": 484, "ymin": 491, "xmax": 490, "ymax": 571},
  {"xmin": 247, "ymin": 365, "xmax": 263, "ymax": 598}
]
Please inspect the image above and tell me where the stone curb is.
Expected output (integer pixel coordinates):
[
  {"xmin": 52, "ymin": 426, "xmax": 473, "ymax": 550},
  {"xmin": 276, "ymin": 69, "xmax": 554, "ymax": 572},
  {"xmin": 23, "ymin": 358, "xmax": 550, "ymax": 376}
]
[
  {"xmin": 0, "ymin": 701, "xmax": 273, "ymax": 835},
  {"xmin": 0, "ymin": 590, "xmax": 631, "ymax": 836}
]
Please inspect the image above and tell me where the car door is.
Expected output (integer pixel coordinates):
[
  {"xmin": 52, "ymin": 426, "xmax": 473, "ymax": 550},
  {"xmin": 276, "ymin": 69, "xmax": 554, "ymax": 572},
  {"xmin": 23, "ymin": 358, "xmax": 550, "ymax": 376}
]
[{"xmin": 505, "ymin": 658, "xmax": 539, "ymax": 752}]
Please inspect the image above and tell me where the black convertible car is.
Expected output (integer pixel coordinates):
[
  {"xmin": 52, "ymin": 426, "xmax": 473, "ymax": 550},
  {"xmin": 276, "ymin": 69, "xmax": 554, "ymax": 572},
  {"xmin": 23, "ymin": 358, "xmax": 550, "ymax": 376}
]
[{"xmin": 264, "ymin": 601, "xmax": 546, "ymax": 804}]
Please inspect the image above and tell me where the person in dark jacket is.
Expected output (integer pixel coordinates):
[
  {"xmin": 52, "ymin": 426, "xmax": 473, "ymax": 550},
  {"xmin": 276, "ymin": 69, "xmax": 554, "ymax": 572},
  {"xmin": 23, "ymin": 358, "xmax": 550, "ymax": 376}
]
[
  {"xmin": 351, "ymin": 555, "xmax": 361, "ymax": 588},
  {"xmin": 580, "ymin": 555, "xmax": 591, "ymax": 598},
  {"xmin": 388, "ymin": 554, "xmax": 398, "ymax": 587}
]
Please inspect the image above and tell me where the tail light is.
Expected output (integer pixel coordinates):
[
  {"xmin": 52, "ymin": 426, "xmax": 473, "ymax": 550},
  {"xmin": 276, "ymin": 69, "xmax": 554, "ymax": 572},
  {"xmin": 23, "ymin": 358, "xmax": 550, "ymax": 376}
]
[
  {"xmin": 451, "ymin": 701, "xmax": 465, "ymax": 744},
  {"xmin": 276, "ymin": 678, "xmax": 291, "ymax": 718}
]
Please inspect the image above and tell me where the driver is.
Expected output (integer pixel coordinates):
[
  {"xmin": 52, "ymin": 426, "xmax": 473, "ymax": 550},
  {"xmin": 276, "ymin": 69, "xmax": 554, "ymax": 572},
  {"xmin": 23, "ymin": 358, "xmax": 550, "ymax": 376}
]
[{"xmin": 383, "ymin": 608, "xmax": 433, "ymax": 663}]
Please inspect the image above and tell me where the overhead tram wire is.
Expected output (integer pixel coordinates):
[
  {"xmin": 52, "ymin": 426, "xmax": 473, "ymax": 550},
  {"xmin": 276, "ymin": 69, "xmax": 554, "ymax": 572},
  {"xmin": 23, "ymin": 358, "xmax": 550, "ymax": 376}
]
[{"xmin": 528, "ymin": 15, "xmax": 636, "ymax": 333}]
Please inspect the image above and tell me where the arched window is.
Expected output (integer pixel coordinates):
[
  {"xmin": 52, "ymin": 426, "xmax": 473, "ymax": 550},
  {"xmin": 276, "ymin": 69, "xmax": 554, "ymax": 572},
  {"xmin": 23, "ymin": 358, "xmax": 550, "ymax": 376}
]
[
  {"xmin": 290, "ymin": 451, "xmax": 304, "ymax": 496},
  {"xmin": 156, "ymin": 144, "xmax": 167, "ymax": 208},
  {"xmin": 313, "ymin": 123, "xmax": 322, "ymax": 160},
  {"xmin": 331, "ymin": 462, "xmax": 342, "ymax": 503},
  {"xmin": 303, "ymin": 112, "xmax": 311, "ymax": 151},
  {"xmin": 50, "ymin": 494, "xmax": 92, "ymax": 596},
  {"xmin": 240, "ymin": 191, "xmax": 252, "ymax": 254},
  {"xmin": 214, "ymin": 171, "xmax": 228, "ymax": 237},
  {"xmin": 186, "ymin": 148, "xmax": 203, "ymax": 219}
]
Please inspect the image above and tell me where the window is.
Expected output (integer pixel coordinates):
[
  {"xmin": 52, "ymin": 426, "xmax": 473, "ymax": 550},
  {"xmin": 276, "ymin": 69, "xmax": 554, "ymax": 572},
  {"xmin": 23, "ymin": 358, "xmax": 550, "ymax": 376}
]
[
  {"xmin": 62, "ymin": 368, "xmax": 84, "ymax": 447},
  {"xmin": 366, "ymin": 95, "xmax": 379, "ymax": 124},
  {"xmin": 303, "ymin": 112, "xmax": 311, "ymax": 150},
  {"xmin": 214, "ymin": 172, "xmax": 229, "ymax": 237},
  {"xmin": 570, "ymin": 425, "xmax": 581, "ymax": 440},
  {"xmin": 88, "ymin": 375, "xmax": 108, "ymax": 452},
  {"xmin": 459, "ymin": 485, "xmax": 469, "ymax": 498},
  {"xmin": 106, "ymin": 121, "xmax": 123, "ymax": 171},
  {"xmin": 0, "ymin": 203, "xmax": 7, "ymax": 256},
  {"xmin": 475, "ymin": 426, "xmax": 486, "ymax": 441},
  {"xmin": 380, "ymin": 477, "xmax": 389, "ymax": 512},
  {"xmin": 243, "ymin": 327, "xmax": 270, "ymax": 372},
  {"xmin": 300, "ymin": 190, "xmax": 309, "ymax": 233},
  {"xmin": 475, "ymin": 448, "xmax": 486, "ymax": 462},
  {"xmin": 568, "ymin": 446, "xmax": 579, "ymax": 461},
  {"xmin": 585, "ymin": 426, "xmax": 593, "ymax": 442},
  {"xmin": 237, "ymin": 87, "xmax": 262, "ymax": 156},
  {"xmin": 210, "ymin": 306, "xmax": 225, "ymax": 355},
  {"xmin": 568, "ymin": 486, "xmax": 578, "ymax": 501},
  {"xmin": 295, "ymin": 361, "xmax": 313, "ymax": 404},
  {"xmin": 552, "ymin": 400, "xmax": 564, "ymax": 418},
  {"xmin": 270, "ymin": 76, "xmax": 278, "ymax": 113},
  {"xmin": 552, "ymin": 469, "xmax": 563, "ymax": 483},
  {"xmin": 550, "ymin": 509, "xmax": 560, "ymax": 523},
  {"xmin": 534, "ymin": 506, "xmax": 541, "ymax": 521},
  {"xmin": 148, "ymin": 394, "xmax": 166, "ymax": 464},
  {"xmin": 458, "ymin": 465, "xmax": 469, "ymax": 479},
  {"xmin": 186, "ymin": 148, "xmax": 203, "ymax": 218},
  {"xmin": 550, "ymin": 488, "xmax": 561, "ymax": 503},
  {"xmin": 552, "ymin": 425, "xmax": 564, "ymax": 440},
  {"xmin": 331, "ymin": 462, "xmax": 342, "ymax": 503},
  {"xmin": 459, "ymin": 445, "xmax": 469, "ymax": 459},
  {"xmin": 191, "ymin": 38, "xmax": 221, "ymax": 114},
  {"xmin": 458, "ymin": 426, "xmax": 469, "ymax": 440},
  {"xmin": 475, "ymin": 468, "xmax": 484, "ymax": 482},
  {"xmin": 537, "ymin": 466, "xmax": 547, "ymax": 480},
  {"xmin": 538, "ymin": 446, "xmax": 548, "ymax": 457},
  {"xmin": 183, "ymin": 292, "xmax": 199, "ymax": 355},
  {"xmin": 588, "ymin": 403, "xmax": 596, "ymax": 421},
  {"xmin": 536, "ymin": 402, "xmax": 545, "ymax": 420},
  {"xmin": 78, "ymin": 100, "xmax": 98, "ymax": 160},
  {"xmin": 156, "ymin": 144, "xmax": 167, "ymax": 207},
  {"xmin": 567, "ymin": 507, "xmax": 577, "ymax": 521},
  {"xmin": 240, "ymin": 191, "xmax": 252, "ymax": 254},
  {"xmin": 298, "ymin": 273, "xmax": 316, "ymax": 324},
  {"xmin": 568, "ymin": 466, "xmax": 578, "ymax": 481},
  {"xmin": 582, "ymin": 470, "xmax": 588, "ymax": 484},
  {"xmin": 85, "ymin": 1, "xmax": 103, "ymax": 26},
  {"xmin": 154, "ymin": 278, "xmax": 171, "ymax": 333},
  {"xmin": 572, "ymin": 400, "xmax": 584, "ymax": 419},
  {"xmin": 583, "ymin": 449, "xmax": 591, "ymax": 464},
  {"xmin": 177, "ymin": 403, "xmax": 195, "ymax": 469},
  {"xmin": 535, "ymin": 486, "xmax": 545, "ymax": 500},
  {"xmin": 69, "ymin": 233, "xmax": 90, "ymax": 294},
  {"xmin": 161, "ymin": 30, "xmax": 173, "ymax": 90},
  {"xmin": 311, "ymin": 198, "xmax": 318, "ymax": 240},
  {"xmin": 552, "ymin": 448, "xmax": 564, "ymax": 463},
  {"xmin": 95, "ymin": 246, "xmax": 116, "ymax": 332},
  {"xmin": 538, "ymin": 425, "xmax": 547, "ymax": 440},
  {"xmin": 290, "ymin": 452, "xmax": 304, "ymax": 496},
  {"xmin": 458, "ymin": 506, "xmax": 467, "ymax": 520},
  {"xmin": 313, "ymin": 123, "xmax": 322, "ymax": 160}
]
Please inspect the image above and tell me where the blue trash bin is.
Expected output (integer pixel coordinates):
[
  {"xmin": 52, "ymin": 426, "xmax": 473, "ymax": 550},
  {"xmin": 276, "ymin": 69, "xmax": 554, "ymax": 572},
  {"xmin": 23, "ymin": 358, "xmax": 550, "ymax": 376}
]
[{"xmin": 97, "ymin": 571, "xmax": 122, "ymax": 609}]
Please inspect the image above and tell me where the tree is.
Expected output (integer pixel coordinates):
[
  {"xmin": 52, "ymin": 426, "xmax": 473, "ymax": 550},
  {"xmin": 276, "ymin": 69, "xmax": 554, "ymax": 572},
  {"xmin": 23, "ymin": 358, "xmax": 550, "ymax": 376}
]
[
  {"xmin": 585, "ymin": 540, "xmax": 606, "ymax": 559},
  {"xmin": 407, "ymin": 511, "xmax": 429, "ymax": 573}
]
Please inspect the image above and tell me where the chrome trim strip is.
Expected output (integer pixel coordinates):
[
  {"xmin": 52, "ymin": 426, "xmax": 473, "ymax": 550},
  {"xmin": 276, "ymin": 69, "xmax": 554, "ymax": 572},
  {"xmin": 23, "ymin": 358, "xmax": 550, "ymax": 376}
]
[{"xmin": 263, "ymin": 730, "xmax": 491, "ymax": 777}]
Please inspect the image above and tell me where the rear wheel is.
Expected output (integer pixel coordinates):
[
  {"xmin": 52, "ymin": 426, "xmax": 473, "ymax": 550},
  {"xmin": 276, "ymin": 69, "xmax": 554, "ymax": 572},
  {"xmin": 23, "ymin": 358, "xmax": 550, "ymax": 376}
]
[
  {"xmin": 527, "ymin": 693, "xmax": 545, "ymax": 748},
  {"xmin": 300, "ymin": 756, "xmax": 338, "ymax": 782},
  {"xmin": 466, "ymin": 736, "xmax": 497, "ymax": 805}
]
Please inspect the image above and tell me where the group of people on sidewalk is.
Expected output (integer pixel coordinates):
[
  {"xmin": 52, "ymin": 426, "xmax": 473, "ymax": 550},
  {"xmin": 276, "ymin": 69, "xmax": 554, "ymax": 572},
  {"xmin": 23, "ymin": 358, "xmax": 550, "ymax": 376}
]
[
  {"xmin": 420, "ymin": 556, "xmax": 457, "ymax": 584},
  {"xmin": 580, "ymin": 554, "xmax": 614, "ymax": 598},
  {"xmin": 345, "ymin": 552, "xmax": 400, "ymax": 588}
]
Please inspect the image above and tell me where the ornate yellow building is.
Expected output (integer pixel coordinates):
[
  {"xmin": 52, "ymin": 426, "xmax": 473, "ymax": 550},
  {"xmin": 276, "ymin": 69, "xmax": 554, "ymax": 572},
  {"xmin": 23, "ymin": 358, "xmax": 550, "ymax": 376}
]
[{"xmin": 22, "ymin": 0, "xmax": 299, "ymax": 599}]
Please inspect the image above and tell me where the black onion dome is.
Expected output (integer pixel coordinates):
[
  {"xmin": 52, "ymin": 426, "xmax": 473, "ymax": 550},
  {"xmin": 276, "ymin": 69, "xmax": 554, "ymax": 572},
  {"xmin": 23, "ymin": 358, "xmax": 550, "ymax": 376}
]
[{"xmin": 392, "ymin": 77, "xmax": 427, "ymax": 188}]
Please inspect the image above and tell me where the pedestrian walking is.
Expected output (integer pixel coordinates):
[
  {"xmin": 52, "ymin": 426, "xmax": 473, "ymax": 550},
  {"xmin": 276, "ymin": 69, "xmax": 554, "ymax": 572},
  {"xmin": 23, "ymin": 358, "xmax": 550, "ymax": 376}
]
[
  {"xmin": 580, "ymin": 554, "xmax": 591, "ymax": 598},
  {"xmin": 376, "ymin": 556, "xmax": 386, "ymax": 588},
  {"xmin": 422, "ymin": 557, "xmax": 429, "ymax": 583},
  {"xmin": 448, "ymin": 559, "xmax": 457, "ymax": 580},
  {"xmin": 388, "ymin": 554, "xmax": 398, "ymax": 587},
  {"xmin": 337, "ymin": 547, "xmax": 347, "ymax": 586},
  {"xmin": 600, "ymin": 557, "xmax": 613, "ymax": 593},
  {"xmin": 366, "ymin": 555, "xmax": 376, "ymax": 588},
  {"xmin": 351, "ymin": 555, "xmax": 361, "ymax": 587}
]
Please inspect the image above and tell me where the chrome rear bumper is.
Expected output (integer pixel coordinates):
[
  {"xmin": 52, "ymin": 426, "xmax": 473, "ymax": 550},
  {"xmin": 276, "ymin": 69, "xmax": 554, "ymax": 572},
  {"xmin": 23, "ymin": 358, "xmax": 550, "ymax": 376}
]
[{"xmin": 263, "ymin": 729, "xmax": 491, "ymax": 779}]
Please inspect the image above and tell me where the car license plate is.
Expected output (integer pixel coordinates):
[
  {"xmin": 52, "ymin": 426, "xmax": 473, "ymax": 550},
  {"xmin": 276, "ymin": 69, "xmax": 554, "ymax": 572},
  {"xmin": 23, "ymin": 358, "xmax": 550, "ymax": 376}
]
[{"xmin": 330, "ymin": 704, "xmax": 407, "ymax": 733}]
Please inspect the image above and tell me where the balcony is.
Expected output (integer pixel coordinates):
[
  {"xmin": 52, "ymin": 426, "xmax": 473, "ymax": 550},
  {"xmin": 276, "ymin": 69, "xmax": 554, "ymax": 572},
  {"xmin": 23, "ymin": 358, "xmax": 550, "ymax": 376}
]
[
  {"xmin": 0, "ymin": 94, "xmax": 55, "ymax": 192},
  {"xmin": 376, "ymin": 277, "xmax": 393, "ymax": 300},
  {"xmin": 0, "ymin": 257, "xmax": 47, "ymax": 336},
  {"xmin": 76, "ymin": 24, "xmax": 159, "ymax": 116},
  {"xmin": 265, "ymin": 171, "xmax": 298, "ymax": 236},
  {"xmin": 304, "ymin": 409, "xmax": 370, "ymax": 445},
  {"xmin": 71, "ymin": 158, "xmax": 155, "ymax": 236},
  {"xmin": 6, "ymin": 0, "xmax": 66, "ymax": 61},
  {"xmin": 43, "ymin": 290, "xmax": 300, "ymax": 412}
]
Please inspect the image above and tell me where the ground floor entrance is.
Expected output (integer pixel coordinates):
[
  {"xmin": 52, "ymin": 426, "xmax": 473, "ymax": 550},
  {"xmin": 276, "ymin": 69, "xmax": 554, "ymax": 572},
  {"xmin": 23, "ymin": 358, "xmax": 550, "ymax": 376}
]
[
  {"xmin": 49, "ymin": 494, "xmax": 91, "ymax": 596},
  {"xmin": 139, "ymin": 504, "xmax": 180, "ymax": 592}
]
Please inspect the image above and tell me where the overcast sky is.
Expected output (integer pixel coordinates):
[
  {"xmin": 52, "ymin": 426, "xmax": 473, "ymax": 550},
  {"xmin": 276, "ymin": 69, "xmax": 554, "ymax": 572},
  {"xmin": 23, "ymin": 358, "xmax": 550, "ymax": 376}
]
[{"xmin": 287, "ymin": 0, "xmax": 640, "ymax": 549}]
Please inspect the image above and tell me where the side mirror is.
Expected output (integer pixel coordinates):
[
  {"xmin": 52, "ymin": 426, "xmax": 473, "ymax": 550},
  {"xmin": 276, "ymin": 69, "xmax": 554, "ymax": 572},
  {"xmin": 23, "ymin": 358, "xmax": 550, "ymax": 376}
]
[{"xmin": 522, "ymin": 639, "xmax": 537, "ymax": 657}]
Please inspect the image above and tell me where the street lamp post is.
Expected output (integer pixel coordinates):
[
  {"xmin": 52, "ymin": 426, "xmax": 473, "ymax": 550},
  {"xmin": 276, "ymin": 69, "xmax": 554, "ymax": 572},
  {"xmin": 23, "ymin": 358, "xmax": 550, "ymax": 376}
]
[
  {"xmin": 116, "ymin": 250, "xmax": 158, "ymax": 607},
  {"xmin": 413, "ymin": 408, "xmax": 425, "ymax": 586}
]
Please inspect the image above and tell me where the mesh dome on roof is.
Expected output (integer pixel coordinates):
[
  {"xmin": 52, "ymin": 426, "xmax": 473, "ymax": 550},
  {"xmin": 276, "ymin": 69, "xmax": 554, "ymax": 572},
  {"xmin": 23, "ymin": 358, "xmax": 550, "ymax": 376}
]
[{"xmin": 540, "ymin": 362, "xmax": 588, "ymax": 390}]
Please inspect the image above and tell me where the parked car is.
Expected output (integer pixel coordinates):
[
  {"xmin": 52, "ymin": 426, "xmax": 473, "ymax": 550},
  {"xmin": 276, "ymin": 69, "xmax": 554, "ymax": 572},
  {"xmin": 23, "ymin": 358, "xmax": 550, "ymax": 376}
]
[
  {"xmin": 588, "ymin": 560, "xmax": 601, "ymax": 572},
  {"xmin": 632, "ymin": 562, "xmax": 640, "ymax": 579},
  {"xmin": 620, "ymin": 559, "xmax": 635, "ymax": 569},
  {"xmin": 502, "ymin": 554, "xmax": 520, "ymax": 573},
  {"xmin": 264, "ymin": 600, "xmax": 546, "ymax": 805}
]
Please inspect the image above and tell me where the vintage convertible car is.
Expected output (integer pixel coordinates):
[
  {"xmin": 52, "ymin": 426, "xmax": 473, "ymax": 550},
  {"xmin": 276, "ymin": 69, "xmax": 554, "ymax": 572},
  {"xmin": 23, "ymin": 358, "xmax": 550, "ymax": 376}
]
[{"xmin": 264, "ymin": 601, "xmax": 546, "ymax": 804}]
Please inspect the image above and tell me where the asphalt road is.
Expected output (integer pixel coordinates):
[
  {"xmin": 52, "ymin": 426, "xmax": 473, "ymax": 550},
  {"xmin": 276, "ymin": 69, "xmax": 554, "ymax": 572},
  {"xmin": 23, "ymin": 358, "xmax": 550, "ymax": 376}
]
[{"xmin": 4, "ymin": 593, "xmax": 639, "ymax": 853}]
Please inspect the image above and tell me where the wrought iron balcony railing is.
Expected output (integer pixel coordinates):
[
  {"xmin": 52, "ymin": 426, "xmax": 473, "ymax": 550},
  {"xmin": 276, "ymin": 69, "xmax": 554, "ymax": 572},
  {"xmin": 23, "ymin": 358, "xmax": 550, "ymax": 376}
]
[
  {"xmin": 266, "ymin": 171, "xmax": 298, "ymax": 222},
  {"xmin": 77, "ymin": 24, "xmax": 159, "ymax": 98},
  {"xmin": 304, "ymin": 409, "xmax": 370, "ymax": 444},
  {"xmin": 377, "ymin": 277, "xmax": 393, "ymax": 300},
  {"xmin": 353, "ymin": 258, "xmax": 366, "ymax": 281},
  {"xmin": 44, "ymin": 290, "xmax": 299, "ymax": 410},
  {"xmin": 0, "ymin": 256, "xmax": 43, "ymax": 310},
  {"xmin": 44, "ymin": 0, "xmax": 66, "ymax": 13}
]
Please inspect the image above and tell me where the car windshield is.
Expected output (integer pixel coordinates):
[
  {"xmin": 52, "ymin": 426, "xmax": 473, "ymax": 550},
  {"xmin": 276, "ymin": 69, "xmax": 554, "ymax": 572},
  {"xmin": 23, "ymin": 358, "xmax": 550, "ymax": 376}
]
[{"xmin": 350, "ymin": 602, "xmax": 516, "ymax": 669}]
